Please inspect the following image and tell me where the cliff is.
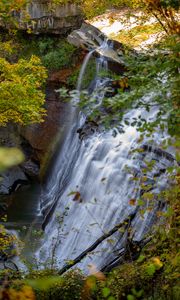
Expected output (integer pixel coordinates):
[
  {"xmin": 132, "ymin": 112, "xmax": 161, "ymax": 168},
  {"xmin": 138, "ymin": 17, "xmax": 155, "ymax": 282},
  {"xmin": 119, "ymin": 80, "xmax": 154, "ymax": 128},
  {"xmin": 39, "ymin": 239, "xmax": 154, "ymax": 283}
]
[{"xmin": 16, "ymin": 0, "xmax": 84, "ymax": 34}]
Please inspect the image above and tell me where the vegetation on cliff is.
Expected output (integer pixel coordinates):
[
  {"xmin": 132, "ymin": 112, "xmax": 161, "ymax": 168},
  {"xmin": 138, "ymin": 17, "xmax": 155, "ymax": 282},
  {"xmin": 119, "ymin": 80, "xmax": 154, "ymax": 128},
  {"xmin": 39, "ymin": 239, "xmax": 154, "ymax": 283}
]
[
  {"xmin": 0, "ymin": 0, "xmax": 81, "ymax": 126},
  {"xmin": 0, "ymin": 55, "xmax": 47, "ymax": 126},
  {"xmin": 0, "ymin": 0, "xmax": 48, "ymax": 126}
]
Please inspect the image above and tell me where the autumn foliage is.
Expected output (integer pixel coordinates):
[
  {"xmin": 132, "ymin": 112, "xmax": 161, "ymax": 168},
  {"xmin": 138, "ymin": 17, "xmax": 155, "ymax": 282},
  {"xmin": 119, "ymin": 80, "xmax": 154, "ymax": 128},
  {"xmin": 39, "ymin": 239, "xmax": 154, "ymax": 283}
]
[{"xmin": 0, "ymin": 56, "xmax": 47, "ymax": 126}]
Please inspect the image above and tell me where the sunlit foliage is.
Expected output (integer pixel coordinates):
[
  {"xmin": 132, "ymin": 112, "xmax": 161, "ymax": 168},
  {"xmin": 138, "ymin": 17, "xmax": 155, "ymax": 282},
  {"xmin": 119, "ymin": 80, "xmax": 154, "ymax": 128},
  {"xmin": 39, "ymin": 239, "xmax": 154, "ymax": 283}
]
[
  {"xmin": 3, "ymin": 285, "xmax": 35, "ymax": 300},
  {"xmin": 132, "ymin": 0, "xmax": 180, "ymax": 34},
  {"xmin": 78, "ymin": 0, "xmax": 180, "ymax": 35},
  {"xmin": 0, "ymin": 56, "xmax": 47, "ymax": 126},
  {"xmin": 0, "ymin": 0, "xmax": 27, "ymax": 26}
]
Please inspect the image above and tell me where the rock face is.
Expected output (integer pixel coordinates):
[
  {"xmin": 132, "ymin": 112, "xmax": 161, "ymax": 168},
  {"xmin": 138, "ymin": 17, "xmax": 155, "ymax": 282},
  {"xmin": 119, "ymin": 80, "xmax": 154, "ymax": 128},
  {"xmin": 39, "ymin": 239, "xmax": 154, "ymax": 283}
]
[
  {"xmin": 67, "ymin": 22, "xmax": 126, "ymax": 75},
  {"xmin": 0, "ymin": 83, "xmax": 72, "ymax": 195},
  {"xmin": 20, "ymin": 83, "xmax": 72, "ymax": 168},
  {"xmin": 0, "ymin": 125, "xmax": 37, "ymax": 195},
  {"xmin": 21, "ymin": 1, "xmax": 83, "ymax": 34},
  {"xmin": 0, "ymin": 167, "xmax": 28, "ymax": 195}
]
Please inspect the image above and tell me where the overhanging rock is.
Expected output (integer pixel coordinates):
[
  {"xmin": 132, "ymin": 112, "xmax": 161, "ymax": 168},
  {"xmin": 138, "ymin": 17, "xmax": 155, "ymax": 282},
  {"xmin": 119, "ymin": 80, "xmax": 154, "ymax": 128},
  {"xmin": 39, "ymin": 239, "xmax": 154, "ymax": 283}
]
[{"xmin": 68, "ymin": 22, "xmax": 127, "ymax": 75}]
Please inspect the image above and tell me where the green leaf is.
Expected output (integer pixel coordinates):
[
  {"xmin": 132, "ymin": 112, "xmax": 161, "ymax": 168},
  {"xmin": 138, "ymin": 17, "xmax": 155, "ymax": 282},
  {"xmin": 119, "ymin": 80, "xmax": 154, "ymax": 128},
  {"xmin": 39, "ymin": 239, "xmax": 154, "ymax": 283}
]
[
  {"xmin": 67, "ymin": 191, "xmax": 78, "ymax": 196},
  {"xmin": 107, "ymin": 239, "xmax": 115, "ymax": 244},
  {"xmin": 102, "ymin": 287, "xmax": 111, "ymax": 298},
  {"xmin": 142, "ymin": 192, "xmax": 154, "ymax": 200},
  {"xmin": 25, "ymin": 276, "xmax": 64, "ymax": 291},
  {"xmin": 137, "ymin": 255, "xmax": 146, "ymax": 263},
  {"xmin": 131, "ymin": 288, "xmax": 144, "ymax": 297},
  {"xmin": 127, "ymin": 295, "xmax": 135, "ymax": 300},
  {"xmin": 146, "ymin": 263, "xmax": 156, "ymax": 276},
  {"xmin": 137, "ymin": 199, "xmax": 145, "ymax": 206}
]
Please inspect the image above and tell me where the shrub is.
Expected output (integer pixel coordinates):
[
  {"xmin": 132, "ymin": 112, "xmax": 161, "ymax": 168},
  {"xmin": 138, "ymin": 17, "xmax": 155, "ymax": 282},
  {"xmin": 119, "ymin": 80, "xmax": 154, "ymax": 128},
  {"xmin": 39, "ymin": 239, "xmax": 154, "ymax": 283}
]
[{"xmin": 40, "ymin": 40, "xmax": 77, "ymax": 71}]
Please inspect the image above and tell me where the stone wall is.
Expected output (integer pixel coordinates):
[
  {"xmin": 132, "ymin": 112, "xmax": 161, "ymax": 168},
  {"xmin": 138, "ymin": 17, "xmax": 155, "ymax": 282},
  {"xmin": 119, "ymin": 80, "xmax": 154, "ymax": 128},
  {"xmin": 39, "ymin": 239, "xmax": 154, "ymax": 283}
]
[{"xmin": 22, "ymin": 1, "xmax": 83, "ymax": 34}]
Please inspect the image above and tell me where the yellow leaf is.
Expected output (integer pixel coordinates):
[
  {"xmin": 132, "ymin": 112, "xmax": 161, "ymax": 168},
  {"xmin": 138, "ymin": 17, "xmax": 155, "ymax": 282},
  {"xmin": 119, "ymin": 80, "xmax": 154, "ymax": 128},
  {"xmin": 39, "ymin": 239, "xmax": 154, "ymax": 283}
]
[{"xmin": 152, "ymin": 257, "xmax": 163, "ymax": 269}]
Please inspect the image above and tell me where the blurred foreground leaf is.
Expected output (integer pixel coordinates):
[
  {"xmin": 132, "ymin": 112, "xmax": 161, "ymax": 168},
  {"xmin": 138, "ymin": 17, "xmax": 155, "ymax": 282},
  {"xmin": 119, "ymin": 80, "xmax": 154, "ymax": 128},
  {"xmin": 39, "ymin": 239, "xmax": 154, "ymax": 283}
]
[
  {"xmin": 0, "ymin": 147, "xmax": 24, "ymax": 171},
  {"xmin": 25, "ymin": 276, "xmax": 64, "ymax": 291}
]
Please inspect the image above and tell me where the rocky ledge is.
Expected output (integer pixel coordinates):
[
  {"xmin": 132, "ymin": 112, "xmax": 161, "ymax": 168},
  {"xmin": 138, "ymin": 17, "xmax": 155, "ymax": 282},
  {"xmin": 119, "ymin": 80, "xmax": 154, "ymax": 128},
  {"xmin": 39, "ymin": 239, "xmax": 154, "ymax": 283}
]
[{"xmin": 67, "ymin": 22, "xmax": 127, "ymax": 75}]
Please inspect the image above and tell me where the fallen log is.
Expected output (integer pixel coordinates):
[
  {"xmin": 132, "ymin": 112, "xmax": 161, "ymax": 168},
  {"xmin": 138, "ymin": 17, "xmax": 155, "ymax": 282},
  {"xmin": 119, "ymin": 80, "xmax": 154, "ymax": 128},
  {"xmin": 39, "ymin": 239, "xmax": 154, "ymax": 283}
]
[{"xmin": 58, "ymin": 209, "xmax": 137, "ymax": 275}]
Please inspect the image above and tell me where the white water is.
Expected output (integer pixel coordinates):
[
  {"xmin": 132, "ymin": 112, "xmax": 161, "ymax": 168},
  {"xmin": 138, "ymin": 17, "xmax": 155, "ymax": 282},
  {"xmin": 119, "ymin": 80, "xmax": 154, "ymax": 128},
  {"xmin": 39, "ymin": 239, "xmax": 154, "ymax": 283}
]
[{"xmin": 36, "ymin": 41, "xmax": 174, "ymax": 274}]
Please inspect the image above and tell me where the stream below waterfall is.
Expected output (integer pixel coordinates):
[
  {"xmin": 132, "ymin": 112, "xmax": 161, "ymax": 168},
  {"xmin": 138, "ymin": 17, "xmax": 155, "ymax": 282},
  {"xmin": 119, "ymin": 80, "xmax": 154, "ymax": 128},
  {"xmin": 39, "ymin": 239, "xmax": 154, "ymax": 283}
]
[{"xmin": 4, "ymin": 39, "xmax": 175, "ymax": 274}]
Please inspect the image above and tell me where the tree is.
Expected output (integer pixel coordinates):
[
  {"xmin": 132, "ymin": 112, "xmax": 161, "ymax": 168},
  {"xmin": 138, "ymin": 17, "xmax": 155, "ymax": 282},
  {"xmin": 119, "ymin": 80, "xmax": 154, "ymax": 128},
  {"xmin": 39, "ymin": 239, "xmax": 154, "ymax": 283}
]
[
  {"xmin": 0, "ymin": 0, "xmax": 27, "ymax": 26},
  {"xmin": 131, "ymin": 0, "xmax": 180, "ymax": 34},
  {"xmin": 81, "ymin": 0, "xmax": 180, "ymax": 34},
  {"xmin": 0, "ymin": 1, "xmax": 48, "ymax": 126},
  {"xmin": 0, "ymin": 55, "xmax": 47, "ymax": 126}
]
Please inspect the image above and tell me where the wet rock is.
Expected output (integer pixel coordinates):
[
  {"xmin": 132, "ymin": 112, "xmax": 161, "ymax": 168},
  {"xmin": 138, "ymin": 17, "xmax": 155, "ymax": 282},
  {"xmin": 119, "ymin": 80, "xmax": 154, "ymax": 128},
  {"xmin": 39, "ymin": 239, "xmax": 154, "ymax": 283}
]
[
  {"xmin": 142, "ymin": 144, "xmax": 176, "ymax": 163},
  {"xmin": 0, "ymin": 124, "xmax": 21, "ymax": 148},
  {"xmin": 68, "ymin": 22, "xmax": 126, "ymax": 75},
  {"xmin": 94, "ymin": 51, "xmax": 126, "ymax": 75},
  {"xmin": 21, "ymin": 160, "xmax": 40, "ymax": 179},
  {"xmin": 68, "ymin": 22, "xmax": 106, "ymax": 49},
  {"xmin": 9, "ymin": 178, "xmax": 30, "ymax": 193},
  {"xmin": 107, "ymin": 59, "xmax": 126, "ymax": 75},
  {"xmin": 107, "ymin": 39, "xmax": 124, "ymax": 52},
  {"xmin": 77, "ymin": 119, "xmax": 99, "ymax": 140},
  {"xmin": 104, "ymin": 79, "xmax": 130, "ymax": 97},
  {"xmin": 68, "ymin": 22, "xmax": 125, "ymax": 54},
  {"xmin": 0, "ymin": 202, "xmax": 8, "ymax": 216},
  {"xmin": 0, "ymin": 167, "xmax": 28, "ymax": 195}
]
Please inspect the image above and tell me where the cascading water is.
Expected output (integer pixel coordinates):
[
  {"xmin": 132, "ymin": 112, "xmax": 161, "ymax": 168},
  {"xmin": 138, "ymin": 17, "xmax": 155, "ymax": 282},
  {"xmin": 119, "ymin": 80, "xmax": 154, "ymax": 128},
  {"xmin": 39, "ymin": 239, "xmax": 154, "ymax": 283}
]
[{"xmin": 36, "ymin": 40, "xmax": 174, "ymax": 273}]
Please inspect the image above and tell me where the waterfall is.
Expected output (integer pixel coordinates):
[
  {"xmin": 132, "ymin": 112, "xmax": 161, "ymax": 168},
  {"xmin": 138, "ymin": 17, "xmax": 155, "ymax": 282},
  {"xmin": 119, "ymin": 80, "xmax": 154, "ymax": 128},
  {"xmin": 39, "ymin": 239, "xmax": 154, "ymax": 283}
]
[{"xmin": 36, "ymin": 40, "xmax": 174, "ymax": 274}]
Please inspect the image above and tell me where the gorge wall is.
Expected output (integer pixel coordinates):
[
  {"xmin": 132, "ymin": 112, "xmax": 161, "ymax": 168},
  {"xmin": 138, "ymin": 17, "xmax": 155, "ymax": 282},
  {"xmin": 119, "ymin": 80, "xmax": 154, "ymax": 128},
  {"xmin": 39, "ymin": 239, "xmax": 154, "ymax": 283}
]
[
  {"xmin": 0, "ymin": 1, "xmax": 85, "ymax": 196},
  {"xmin": 21, "ymin": 0, "xmax": 84, "ymax": 34}
]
